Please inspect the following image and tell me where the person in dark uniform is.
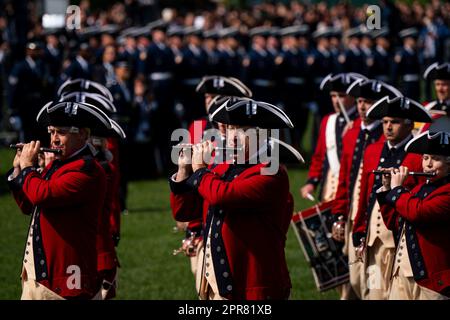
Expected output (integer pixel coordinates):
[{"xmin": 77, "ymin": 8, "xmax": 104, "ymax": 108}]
[
  {"xmin": 202, "ymin": 30, "xmax": 220, "ymax": 76},
  {"xmin": 60, "ymin": 42, "xmax": 93, "ymax": 83},
  {"xmin": 328, "ymin": 29, "xmax": 343, "ymax": 74},
  {"xmin": 277, "ymin": 25, "xmax": 311, "ymax": 150},
  {"xmin": 393, "ymin": 28, "xmax": 421, "ymax": 101},
  {"xmin": 7, "ymin": 101, "xmax": 112, "ymax": 299},
  {"xmin": 93, "ymin": 44, "xmax": 117, "ymax": 86},
  {"xmin": 308, "ymin": 27, "xmax": 335, "ymax": 147},
  {"xmin": 170, "ymin": 98, "xmax": 295, "ymax": 300},
  {"xmin": 217, "ymin": 27, "xmax": 244, "ymax": 79},
  {"xmin": 8, "ymin": 42, "xmax": 48, "ymax": 142},
  {"xmin": 179, "ymin": 27, "xmax": 208, "ymax": 125},
  {"xmin": 243, "ymin": 27, "xmax": 277, "ymax": 104},
  {"xmin": 43, "ymin": 29, "xmax": 63, "ymax": 96},
  {"xmin": 339, "ymin": 27, "xmax": 366, "ymax": 74},
  {"xmin": 370, "ymin": 28, "xmax": 392, "ymax": 83}
]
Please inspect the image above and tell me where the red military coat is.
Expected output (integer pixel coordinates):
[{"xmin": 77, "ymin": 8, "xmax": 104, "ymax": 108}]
[
  {"xmin": 332, "ymin": 119, "xmax": 385, "ymax": 219},
  {"xmin": 305, "ymin": 110, "xmax": 358, "ymax": 191},
  {"xmin": 8, "ymin": 146, "xmax": 106, "ymax": 298},
  {"xmin": 352, "ymin": 140, "xmax": 423, "ymax": 246},
  {"xmin": 170, "ymin": 162, "xmax": 292, "ymax": 300},
  {"xmin": 378, "ymin": 178, "xmax": 450, "ymax": 295}
]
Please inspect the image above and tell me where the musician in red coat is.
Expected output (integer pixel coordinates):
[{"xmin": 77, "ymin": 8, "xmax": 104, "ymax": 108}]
[
  {"xmin": 300, "ymin": 72, "xmax": 366, "ymax": 202},
  {"xmin": 178, "ymin": 76, "xmax": 253, "ymax": 277},
  {"xmin": 170, "ymin": 98, "xmax": 294, "ymax": 300},
  {"xmin": 376, "ymin": 130, "xmax": 450, "ymax": 299},
  {"xmin": 331, "ymin": 79, "xmax": 400, "ymax": 299},
  {"xmin": 7, "ymin": 101, "xmax": 113, "ymax": 299},
  {"xmin": 419, "ymin": 62, "xmax": 450, "ymax": 133},
  {"xmin": 351, "ymin": 96, "xmax": 432, "ymax": 299}
]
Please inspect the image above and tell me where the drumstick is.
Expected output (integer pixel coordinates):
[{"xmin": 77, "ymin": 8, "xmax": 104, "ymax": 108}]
[
  {"xmin": 371, "ymin": 170, "xmax": 436, "ymax": 177},
  {"xmin": 306, "ymin": 193, "xmax": 316, "ymax": 202},
  {"xmin": 10, "ymin": 144, "xmax": 63, "ymax": 155}
]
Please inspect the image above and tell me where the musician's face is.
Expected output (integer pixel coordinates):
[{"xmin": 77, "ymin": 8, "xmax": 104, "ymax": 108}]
[
  {"xmin": 434, "ymin": 79, "xmax": 450, "ymax": 101},
  {"xmin": 422, "ymin": 154, "xmax": 449, "ymax": 180},
  {"xmin": 330, "ymin": 92, "xmax": 354, "ymax": 113},
  {"xmin": 49, "ymin": 126, "xmax": 88, "ymax": 159},
  {"xmin": 382, "ymin": 117, "xmax": 413, "ymax": 144},
  {"xmin": 226, "ymin": 125, "xmax": 251, "ymax": 161},
  {"xmin": 357, "ymin": 97, "xmax": 375, "ymax": 124}
]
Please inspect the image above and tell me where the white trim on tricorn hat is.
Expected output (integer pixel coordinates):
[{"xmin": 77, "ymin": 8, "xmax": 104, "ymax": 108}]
[
  {"xmin": 195, "ymin": 75, "xmax": 252, "ymax": 97},
  {"xmin": 346, "ymin": 78, "xmax": 403, "ymax": 100},
  {"xmin": 366, "ymin": 96, "xmax": 432, "ymax": 122},
  {"xmin": 210, "ymin": 98, "xmax": 294, "ymax": 129},
  {"xmin": 320, "ymin": 72, "xmax": 368, "ymax": 92},
  {"xmin": 405, "ymin": 130, "xmax": 450, "ymax": 156},
  {"xmin": 268, "ymin": 137, "xmax": 305, "ymax": 164},
  {"xmin": 57, "ymin": 78, "xmax": 114, "ymax": 102},
  {"xmin": 59, "ymin": 92, "xmax": 117, "ymax": 113},
  {"xmin": 36, "ymin": 101, "xmax": 113, "ymax": 130},
  {"xmin": 423, "ymin": 62, "xmax": 450, "ymax": 81}
]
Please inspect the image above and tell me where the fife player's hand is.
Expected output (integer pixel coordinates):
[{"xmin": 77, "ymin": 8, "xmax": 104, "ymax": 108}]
[
  {"xmin": 192, "ymin": 141, "xmax": 213, "ymax": 172},
  {"xmin": 390, "ymin": 166, "xmax": 409, "ymax": 189},
  {"xmin": 19, "ymin": 141, "xmax": 40, "ymax": 169}
]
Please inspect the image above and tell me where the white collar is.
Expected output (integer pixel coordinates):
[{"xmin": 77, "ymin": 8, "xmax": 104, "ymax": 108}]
[
  {"xmin": 387, "ymin": 134, "xmax": 412, "ymax": 150},
  {"xmin": 361, "ymin": 120, "xmax": 380, "ymax": 132}
]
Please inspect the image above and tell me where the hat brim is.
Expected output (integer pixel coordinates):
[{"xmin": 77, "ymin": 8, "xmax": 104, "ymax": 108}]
[
  {"xmin": 366, "ymin": 96, "xmax": 432, "ymax": 122},
  {"xmin": 405, "ymin": 130, "xmax": 450, "ymax": 156},
  {"xmin": 210, "ymin": 98, "xmax": 294, "ymax": 129},
  {"xmin": 36, "ymin": 101, "xmax": 113, "ymax": 130},
  {"xmin": 196, "ymin": 76, "xmax": 252, "ymax": 98},
  {"xmin": 57, "ymin": 79, "xmax": 114, "ymax": 102},
  {"xmin": 268, "ymin": 138, "xmax": 305, "ymax": 164},
  {"xmin": 423, "ymin": 62, "xmax": 450, "ymax": 81},
  {"xmin": 59, "ymin": 92, "xmax": 117, "ymax": 113},
  {"xmin": 346, "ymin": 79, "xmax": 403, "ymax": 100}
]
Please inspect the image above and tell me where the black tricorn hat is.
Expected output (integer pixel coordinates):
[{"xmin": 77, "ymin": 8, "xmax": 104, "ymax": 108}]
[
  {"xmin": 58, "ymin": 93, "xmax": 125, "ymax": 138},
  {"xmin": 57, "ymin": 79, "xmax": 114, "ymax": 102},
  {"xmin": 267, "ymin": 137, "xmax": 305, "ymax": 164},
  {"xmin": 36, "ymin": 101, "xmax": 113, "ymax": 131},
  {"xmin": 346, "ymin": 79, "xmax": 403, "ymax": 101},
  {"xmin": 366, "ymin": 96, "xmax": 432, "ymax": 122},
  {"xmin": 423, "ymin": 62, "xmax": 450, "ymax": 81},
  {"xmin": 59, "ymin": 92, "xmax": 117, "ymax": 114},
  {"xmin": 320, "ymin": 72, "xmax": 368, "ymax": 93},
  {"xmin": 196, "ymin": 76, "xmax": 252, "ymax": 98},
  {"xmin": 405, "ymin": 130, "xmax": 450, "ymax": 156},
  {"xmin": 209, "ymin": 97, "xmax": 294, "ymax": 129}
]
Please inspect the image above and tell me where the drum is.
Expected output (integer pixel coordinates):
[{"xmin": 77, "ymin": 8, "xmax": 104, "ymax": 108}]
[{"xmin": 291, "ymin": 201, "xmax": 349, "ymax": 292}]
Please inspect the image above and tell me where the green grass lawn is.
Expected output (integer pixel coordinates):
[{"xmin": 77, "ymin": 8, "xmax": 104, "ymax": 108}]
[{"xmin": 0, "ymin": 145, "xmax": 337, "ymax": 300}]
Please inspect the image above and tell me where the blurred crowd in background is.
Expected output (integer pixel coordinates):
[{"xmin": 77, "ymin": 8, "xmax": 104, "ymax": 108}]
[{"xmin": 0, "ymin": 0, "xmax": 449, "ymax": 178}]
